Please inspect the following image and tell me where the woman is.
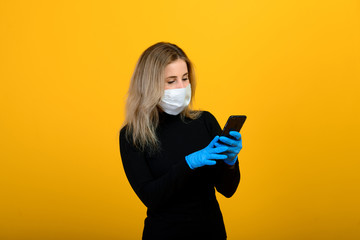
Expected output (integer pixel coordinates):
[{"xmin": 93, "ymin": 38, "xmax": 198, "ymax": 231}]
[{"xmin": 119, "ymin": 42, "xmax": 243, "ymax": 240}]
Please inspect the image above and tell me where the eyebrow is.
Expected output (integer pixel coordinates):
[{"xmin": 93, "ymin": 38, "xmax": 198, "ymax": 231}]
[{"xmin": 166, "ymin": 72, "xmax": 188, "ymax": 79}]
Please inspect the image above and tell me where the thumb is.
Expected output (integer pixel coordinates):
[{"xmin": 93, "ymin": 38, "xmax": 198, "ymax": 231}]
[{"xmin": 208, "ymin": 136, "xmax": 219, "ymax": 148}]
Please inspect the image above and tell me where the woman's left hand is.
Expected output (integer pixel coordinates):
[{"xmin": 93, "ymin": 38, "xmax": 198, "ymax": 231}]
[{"xmin": 215, "ymin": 131, "xmax": 243, "ymax": 165}]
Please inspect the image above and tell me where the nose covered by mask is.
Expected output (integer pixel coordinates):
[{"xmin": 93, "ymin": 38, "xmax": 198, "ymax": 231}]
[{"xmin": 159, "ymin": 84, "xmax": 191, "ymax": 115}]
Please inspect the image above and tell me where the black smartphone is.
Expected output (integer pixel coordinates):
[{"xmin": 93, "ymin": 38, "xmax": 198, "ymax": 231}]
[{"xmin": 220, "ymin": 115, "xmax": 247, "ymax": 138}]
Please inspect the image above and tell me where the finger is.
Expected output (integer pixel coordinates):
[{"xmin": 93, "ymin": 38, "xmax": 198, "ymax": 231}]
[
  {"xmin": 210, "ymin": 146, "xmax": 228, "ymax": 153},
  {"xmin": 219, "ymin": 136, "xmax": 238, "ymax": 147},
  {"xmin": 204, "ymin": 159, "xmax": 217, "ymax": 166},
  {"xmin": 229, "ymin": 131, "xmax": 241, "ymax": 140},
  {"xmin": 209, "ymin": 153, "xmax": 227, "ymax": 160},
  {"xmin": 223, "ymin": 146, "xmax": 237, "ymax": 154},
  {"xmin": 208, "ymin": 136, "xmax": 220, "ymax": 147},
  {"xmin": 214, "ymin": 142, "xmax": 227, "ymax": 148},
  {"xmin": 238, "ymin": 138, "xmax": 243, "ymax": 150},
  {"xmin": 215, "ymin": 141, "xmax": 236, "ymax": 152}
]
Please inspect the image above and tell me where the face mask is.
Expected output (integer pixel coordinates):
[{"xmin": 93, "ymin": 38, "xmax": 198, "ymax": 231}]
[{"xmin": 159, "ymin": 84, "xmax": 191, "ymax": 115}]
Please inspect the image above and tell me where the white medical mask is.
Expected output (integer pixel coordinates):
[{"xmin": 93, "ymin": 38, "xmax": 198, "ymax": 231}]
[{"xmin": 159, "ymin": 84, "xmax": 191, "ymax": 115}]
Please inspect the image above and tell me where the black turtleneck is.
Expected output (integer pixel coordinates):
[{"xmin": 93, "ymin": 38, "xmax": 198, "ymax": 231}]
[{"xmin": 119, "ymin": 111, "xmax": 240, "ymax": 240}]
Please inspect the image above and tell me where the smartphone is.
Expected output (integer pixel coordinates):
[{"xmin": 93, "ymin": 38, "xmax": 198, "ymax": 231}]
[{"xmin": 220, "ymin": 115, "xmax": 247, "ymax": 138}]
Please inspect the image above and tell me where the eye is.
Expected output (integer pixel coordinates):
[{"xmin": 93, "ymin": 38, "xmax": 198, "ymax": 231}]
[
  {"xmin": 182, "ymin": 78, "xmax": 189, "ymax": 81},
  {"xmin": 167, "ymin": 80, "xmax": 175, "ymax": 84}
]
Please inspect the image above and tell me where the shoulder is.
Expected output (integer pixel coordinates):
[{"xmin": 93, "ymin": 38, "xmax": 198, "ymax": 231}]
[
  {"xmin": 119, "ymin": 125, "xmax": 128, "ymax": 140},
  {"xmin": 198, "ymin": 110, "xmax": 218, "ymax": 125},
  {"xmin": 119, "ymin": 125, "xmax": 147, "ymax": 154},
  {"xmin": 200, "ymin": 110, "xmax": 217, "ymax": 120},
  {"xmin": 119, "ymin": 125, "xmax": 132, "ymax": 149}
]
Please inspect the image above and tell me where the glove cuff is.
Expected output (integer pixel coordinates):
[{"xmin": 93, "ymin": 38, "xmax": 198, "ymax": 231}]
[{"xmin": 185, "ymin": 155, "xmax": 194, "ymax": 170}]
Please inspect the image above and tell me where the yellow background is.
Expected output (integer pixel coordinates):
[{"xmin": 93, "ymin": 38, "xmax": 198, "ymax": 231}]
[{"xmin": 1, "ymin": 0, "xmax": 359, "ymax": 239}]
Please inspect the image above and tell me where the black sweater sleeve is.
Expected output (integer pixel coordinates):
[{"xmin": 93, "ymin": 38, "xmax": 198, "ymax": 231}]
[
  {"xmin": 119, "ymin": 128, "xmax": 193, "ymax": 210},
  {"xmin": 202, "ymin": 111, "xmax": 241, "ymax": 198}
]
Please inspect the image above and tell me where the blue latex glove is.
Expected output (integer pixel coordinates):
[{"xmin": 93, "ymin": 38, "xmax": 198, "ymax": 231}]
[
  {"xmin": 215, "ymin": 131, "xmax": 242, "ymax": 165},
  {"xmin": 185, "ymin": 136, "xmax": 228, "ymax": 170}
]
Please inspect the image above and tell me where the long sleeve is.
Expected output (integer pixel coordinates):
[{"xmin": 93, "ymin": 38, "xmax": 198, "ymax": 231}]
[
  {"xmin": 215, "ymin": 160, "xmax": 241, "ymax": 198},
  {"xmin": 119, "ymin": 111, "xmax": 238, "ymax": 239},
  {"xmin": 119, "ymin": 128, "xmax": 193, "ymax": 210},
  {"xmin": 202, "ymin": 111, "xmax": 241, "ymax": 198}
]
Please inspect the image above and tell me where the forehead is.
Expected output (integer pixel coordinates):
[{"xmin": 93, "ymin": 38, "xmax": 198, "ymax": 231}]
[{"xmin": 164, "ymin": 59, "xmax": 188, "ymax": 76}]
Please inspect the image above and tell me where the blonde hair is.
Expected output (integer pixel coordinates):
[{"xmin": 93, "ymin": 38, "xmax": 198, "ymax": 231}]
[{"xmin": 123, "ymin": 42, "xmax": 201, "ymax": 152}]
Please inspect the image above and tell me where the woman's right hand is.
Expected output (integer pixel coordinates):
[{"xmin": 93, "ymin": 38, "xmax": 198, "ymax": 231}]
[{"xmin": 185, "ymin": 136, "xmax": 228, "ymax": 170}]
